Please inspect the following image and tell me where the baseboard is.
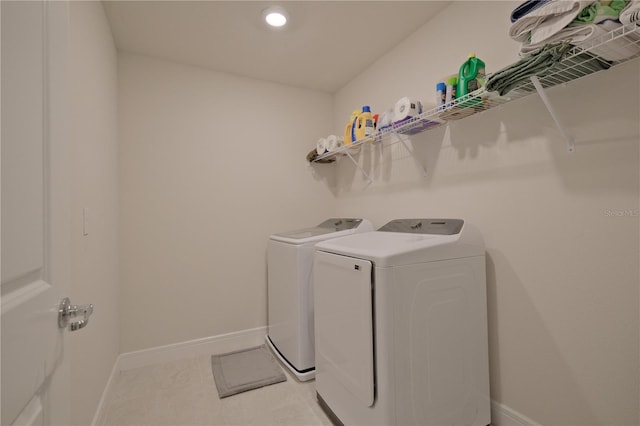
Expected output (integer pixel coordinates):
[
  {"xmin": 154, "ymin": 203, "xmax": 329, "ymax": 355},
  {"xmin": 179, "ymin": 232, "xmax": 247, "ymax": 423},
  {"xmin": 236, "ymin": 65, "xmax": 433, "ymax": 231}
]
[
  {"xmin": 491, "ymin": 400, "xmax": 540, "ymax": 426},
  {"xmin": 90, "ymin": 354, "xmax": 121, "ymax": 426},
  {"xmin": 118, "ymin": 326, "xmax": 268, "ymax": 371}
]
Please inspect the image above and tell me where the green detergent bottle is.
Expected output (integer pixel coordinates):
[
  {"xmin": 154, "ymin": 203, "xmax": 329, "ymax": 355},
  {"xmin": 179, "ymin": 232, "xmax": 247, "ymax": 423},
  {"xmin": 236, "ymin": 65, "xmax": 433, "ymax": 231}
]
[{"xmin": 457, "ymin": 53, "xmax": 485, "ymax": 107}]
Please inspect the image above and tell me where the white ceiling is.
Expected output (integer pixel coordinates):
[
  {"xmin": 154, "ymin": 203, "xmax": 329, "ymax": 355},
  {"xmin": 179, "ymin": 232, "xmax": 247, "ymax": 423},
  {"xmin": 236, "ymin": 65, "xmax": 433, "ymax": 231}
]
[{"xmin": 103, "ymin": 1, "xmax": 450, "ymax": 93}]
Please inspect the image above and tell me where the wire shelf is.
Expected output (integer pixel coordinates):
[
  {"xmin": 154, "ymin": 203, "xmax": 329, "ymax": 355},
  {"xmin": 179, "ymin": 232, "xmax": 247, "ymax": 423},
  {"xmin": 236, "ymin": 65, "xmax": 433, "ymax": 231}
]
[{"xmin": 312, "ymin": 23, "xmax": 640, "ymax": 163}]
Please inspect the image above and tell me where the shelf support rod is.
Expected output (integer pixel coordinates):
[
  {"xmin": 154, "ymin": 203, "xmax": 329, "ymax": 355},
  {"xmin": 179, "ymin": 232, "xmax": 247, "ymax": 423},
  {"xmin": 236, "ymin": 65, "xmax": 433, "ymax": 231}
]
[
  {"xmin": 344, "ymin": 149, "xmax": 372, "ymax": 184},
  {"xmin": 530, "ymin": 75, "xmax": 575, "ymax": 153},
  {"xmin": 397, "ymin": 136, "xmax": 428, "ymax": 177}
]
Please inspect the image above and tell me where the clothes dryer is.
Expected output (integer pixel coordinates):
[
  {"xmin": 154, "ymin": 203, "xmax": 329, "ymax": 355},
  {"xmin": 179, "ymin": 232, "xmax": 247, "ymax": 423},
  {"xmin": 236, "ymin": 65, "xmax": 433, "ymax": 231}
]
[
  {"xmin": 267, "ymin": 218, "xmax": 373, "ymax": 381},
  {"xmin": 313, "ymin": 219, "xmax": 490, "ymax": 425}
]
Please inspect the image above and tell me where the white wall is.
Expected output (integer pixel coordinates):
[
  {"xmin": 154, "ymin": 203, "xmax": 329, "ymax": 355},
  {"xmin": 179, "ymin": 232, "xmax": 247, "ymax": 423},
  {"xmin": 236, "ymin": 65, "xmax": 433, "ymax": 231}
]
[
  {"xmin": 332, "ymin": 2, "xmax": 639, "ymax": 425},
  {"xmin": 69, "ymin": 2, "xmax": 120, "ymax": 425},
  {"xmin": 118, "ymin": 53, "xmax": 335, "ymax": 353}
]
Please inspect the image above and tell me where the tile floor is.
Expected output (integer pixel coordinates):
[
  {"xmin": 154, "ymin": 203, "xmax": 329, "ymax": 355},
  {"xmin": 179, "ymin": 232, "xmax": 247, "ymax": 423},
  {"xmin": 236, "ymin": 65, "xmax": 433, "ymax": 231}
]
[{"xmin": 99, "ymin": 354, "xmax": 333, "ymax": 426}]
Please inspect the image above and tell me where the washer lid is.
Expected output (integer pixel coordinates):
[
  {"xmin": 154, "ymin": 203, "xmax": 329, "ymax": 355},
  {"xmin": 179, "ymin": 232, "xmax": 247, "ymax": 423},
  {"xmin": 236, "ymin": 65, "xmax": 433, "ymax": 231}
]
[
  {"xmin": 270, "ymin": 218, "xmax": 373, "ymax": 244},
  {"xmin": 315, "ymin": 219, "xmax": 484, "ymax": 267}
]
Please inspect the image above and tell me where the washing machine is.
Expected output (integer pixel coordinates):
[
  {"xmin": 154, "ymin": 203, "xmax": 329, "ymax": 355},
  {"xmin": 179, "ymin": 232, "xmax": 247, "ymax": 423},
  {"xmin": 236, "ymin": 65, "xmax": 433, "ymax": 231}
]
[
  {"xmin": 266, "ymin": 218, "xmax": 374, "ymax": 381},
  {"xmin": 313, "ymin": 218, "xmax": 490, "ymax": 426}
]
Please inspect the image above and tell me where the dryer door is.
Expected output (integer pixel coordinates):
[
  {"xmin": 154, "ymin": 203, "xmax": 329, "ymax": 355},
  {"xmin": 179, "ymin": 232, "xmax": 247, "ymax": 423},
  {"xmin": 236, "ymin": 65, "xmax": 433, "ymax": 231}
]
[{"xmin": 314, "ymin": 251, "xmax": 374, "ymax": 407}]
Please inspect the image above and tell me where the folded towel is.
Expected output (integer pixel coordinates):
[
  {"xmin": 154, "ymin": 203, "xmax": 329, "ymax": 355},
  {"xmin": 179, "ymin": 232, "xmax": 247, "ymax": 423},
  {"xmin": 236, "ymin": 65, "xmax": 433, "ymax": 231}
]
[
  {"xmin": 509, "ymin": 0, "xmax": 594, "ymax": 43},
  {"xmin": 574, "ymin": 21, "xmax": 640, "ymax": 59},
  {"xmin": 572, "ymin": 0, "xmax": 627, "ymax": 24},
  {"xmin": 486, "ymin": 42, "xmax": 611, "ymax": 95},
  {"xmin": 511, "ymin": 0, "xmax": 554, "ymax": 23},
  {"xmin": 619, "ymin": 0, "xmax": 640, "ymax": 24},
  {"xmin": 532, "ymin": 0, "xmax": 597, "ymax": 43},
  {"xmin": 519, "ymin": 19, "xmax": 640, "ymax": 60},
  {"xmin": 486, "ymin": 43, "xmax": 572, "ymax": 95},
  {"xmin": 519, "ymin": 22, "xmax": 597, "ymax": 55}
]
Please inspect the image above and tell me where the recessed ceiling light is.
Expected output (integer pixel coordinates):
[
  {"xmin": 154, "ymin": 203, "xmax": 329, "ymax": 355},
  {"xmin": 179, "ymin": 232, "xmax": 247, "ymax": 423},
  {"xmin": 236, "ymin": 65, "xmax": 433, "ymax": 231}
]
[{"xmin": 263, "ymin": 7, "xmax": 288, "ymax": 28}]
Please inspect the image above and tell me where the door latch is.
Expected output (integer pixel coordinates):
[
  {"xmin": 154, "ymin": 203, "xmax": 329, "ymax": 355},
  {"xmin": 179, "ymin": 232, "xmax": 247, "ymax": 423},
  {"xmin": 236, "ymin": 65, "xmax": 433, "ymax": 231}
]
[{"xmin": 58, "ymin": 298, "xmax": 94, "ymax": 331}]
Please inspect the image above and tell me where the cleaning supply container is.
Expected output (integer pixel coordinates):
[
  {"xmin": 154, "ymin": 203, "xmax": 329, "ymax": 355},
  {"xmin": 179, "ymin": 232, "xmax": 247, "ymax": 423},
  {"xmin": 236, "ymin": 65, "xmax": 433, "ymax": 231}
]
[
  {"xmin": 377, "ymin": 108, "xmax": 395, "ymax": 131},
  {"xmin": 343, "ymin": 109, "xmax": 361, "ymax": 149},
  {"xmin": 355, "ymin": 106, "xmax": 375, "ymax": 143},
  {"xmin": 436, "ymin": 82, "xmax": 446, "ymax": 109},
  {"xmin": 445, "ymin": 76, "xmax": 457, "ymax": 107},
  {"xmin": 457, "ymin": 53, "xmax": 486, "ymax": 107}
]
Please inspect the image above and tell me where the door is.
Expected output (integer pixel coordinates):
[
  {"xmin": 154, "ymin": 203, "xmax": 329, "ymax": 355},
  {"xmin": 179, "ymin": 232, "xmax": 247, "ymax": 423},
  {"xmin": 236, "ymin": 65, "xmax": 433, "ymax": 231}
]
[
  {"xmin": 313, "ymin": 251, "xmax": 374, "ymax": 407},
  {"xmin": 1, "ymin": 1, "xmax": 72, "ymax": 425}
]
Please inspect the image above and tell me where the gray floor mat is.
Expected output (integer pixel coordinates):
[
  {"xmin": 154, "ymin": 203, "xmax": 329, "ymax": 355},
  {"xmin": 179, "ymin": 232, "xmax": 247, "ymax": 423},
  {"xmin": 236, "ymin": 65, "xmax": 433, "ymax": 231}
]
[{"xmin": 211, "ymin": 344, "xmax": 286, "ymax": 398}]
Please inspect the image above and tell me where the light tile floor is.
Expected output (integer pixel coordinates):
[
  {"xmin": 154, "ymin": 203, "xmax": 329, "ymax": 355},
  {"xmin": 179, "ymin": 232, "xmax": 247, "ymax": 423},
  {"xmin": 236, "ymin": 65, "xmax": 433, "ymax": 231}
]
[{"xmin": 99, "ymin": 354, "xmax": 333, "ymax": 426}]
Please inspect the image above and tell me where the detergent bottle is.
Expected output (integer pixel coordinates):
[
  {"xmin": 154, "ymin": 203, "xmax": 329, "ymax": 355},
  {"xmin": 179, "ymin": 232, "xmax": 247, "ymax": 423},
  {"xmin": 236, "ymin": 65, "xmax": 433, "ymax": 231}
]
[
  {"xmin": 343, "ymin": 109, "xmax": 361, "ymax": 147},
  {"xmin": 457, "ymin": 53, "xmax": 486, "ymax": 107},
  {"xmin": 355, "ymin": 106, "xmax": 375, "ymax": 143}
]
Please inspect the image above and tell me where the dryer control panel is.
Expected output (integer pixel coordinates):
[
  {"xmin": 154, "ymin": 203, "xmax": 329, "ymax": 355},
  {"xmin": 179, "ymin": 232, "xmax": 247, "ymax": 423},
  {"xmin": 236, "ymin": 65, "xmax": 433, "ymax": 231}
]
[{"xmin": 378, "ymin": 218, "xmax": 464, "ymax": 235}]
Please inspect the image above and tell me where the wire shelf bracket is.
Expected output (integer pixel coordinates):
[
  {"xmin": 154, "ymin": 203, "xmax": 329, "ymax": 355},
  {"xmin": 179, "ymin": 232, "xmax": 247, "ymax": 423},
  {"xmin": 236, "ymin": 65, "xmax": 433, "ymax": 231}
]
[
  {"xmin": 344, "ymin": 150, "xmax": 372, "ymax": 184},
  {"xmin": 397, "ymin": 135, "xmax": 428, "ymax": 177},
  {"xmin": 530, "ymin": 75, "xmax": 575, "ymax": 153}
]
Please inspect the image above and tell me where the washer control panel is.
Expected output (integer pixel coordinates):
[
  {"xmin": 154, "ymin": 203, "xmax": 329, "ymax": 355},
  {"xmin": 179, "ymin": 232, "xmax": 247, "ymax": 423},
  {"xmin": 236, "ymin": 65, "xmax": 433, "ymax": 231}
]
[
  {"xmin": 378, "ymin": 218, "xmax": 463, "ymax": 235},
  {"xmin": 317, "ymin": 218, "xmax": 363, "ymax": 232}
]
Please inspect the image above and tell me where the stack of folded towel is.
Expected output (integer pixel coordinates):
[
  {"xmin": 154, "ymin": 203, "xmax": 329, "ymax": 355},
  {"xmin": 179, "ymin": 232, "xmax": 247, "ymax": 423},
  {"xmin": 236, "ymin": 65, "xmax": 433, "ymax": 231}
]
[
  {"xmin": 485, "ymin": 42, "xmax": 611, "ymax": 95},
  {"xmin": 510, "ymin": 0, "xmax": 554, "ymax": 22},
  {"xmin": 619, "ymin": 0, "xmax": 640, "ymax": 24},
  {"xmin": 509, "ymin": 0, "xmax": 640, "ymax": 61}
]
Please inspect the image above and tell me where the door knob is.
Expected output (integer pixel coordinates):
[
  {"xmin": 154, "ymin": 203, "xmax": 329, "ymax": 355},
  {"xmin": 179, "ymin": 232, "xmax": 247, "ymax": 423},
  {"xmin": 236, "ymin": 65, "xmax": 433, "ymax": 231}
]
[{"xmin": 58, "ymin": 298, "xmax": 94, "ymax": 331}]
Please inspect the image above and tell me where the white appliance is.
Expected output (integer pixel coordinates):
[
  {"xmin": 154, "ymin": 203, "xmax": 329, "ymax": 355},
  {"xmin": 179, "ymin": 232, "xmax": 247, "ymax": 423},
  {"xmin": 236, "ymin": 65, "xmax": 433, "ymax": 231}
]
[
  {"xmin": 313, "ymin": 219, "xmax": 490, "ymax": 426},
  {"xmin": 266, "ymin": 218, "xmax": 374, "ymax": 381}
]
